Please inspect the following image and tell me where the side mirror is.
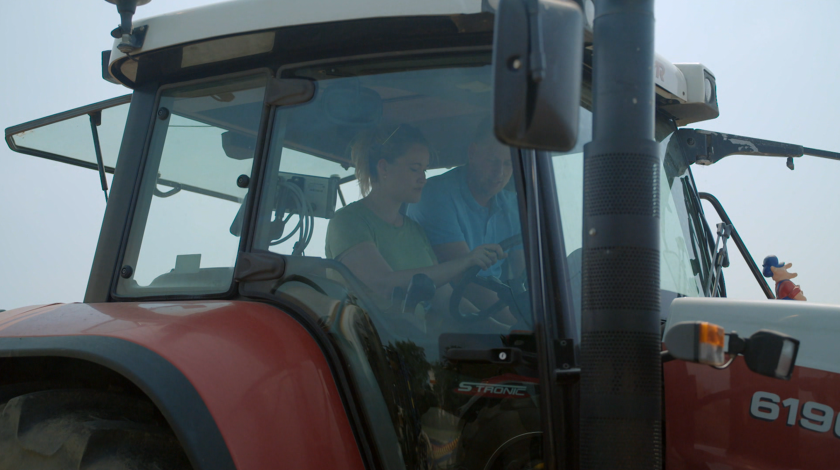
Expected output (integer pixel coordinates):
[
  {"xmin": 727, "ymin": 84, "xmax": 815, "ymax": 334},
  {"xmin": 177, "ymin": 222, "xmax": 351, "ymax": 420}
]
[
  {"xmin": 493, "ymin": 0, "xmax": 583, "ymax": 151},
  {"xmin": 731, "ymin": 329, "xmax": 800, "ymax": 380}
]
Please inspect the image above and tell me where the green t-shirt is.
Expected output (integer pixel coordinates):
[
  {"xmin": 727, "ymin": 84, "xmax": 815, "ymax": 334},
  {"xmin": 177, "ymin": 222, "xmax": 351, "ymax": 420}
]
[{"xmin": 326, "ymin": 201, "xmax": 438, "ymax": 271}]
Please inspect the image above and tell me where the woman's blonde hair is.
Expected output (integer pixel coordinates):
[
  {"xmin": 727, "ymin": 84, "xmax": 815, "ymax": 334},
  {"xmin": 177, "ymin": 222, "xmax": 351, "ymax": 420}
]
[{"xmin": 350, "ymin": 124, "xmax": 432, "ymax": 196}]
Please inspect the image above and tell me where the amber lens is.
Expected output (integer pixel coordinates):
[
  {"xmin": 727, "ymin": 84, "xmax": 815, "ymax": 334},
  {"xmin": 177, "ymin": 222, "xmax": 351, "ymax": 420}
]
[{"xmin": 698, "ymin": 322, "xmax": 725, "ymax": 348}]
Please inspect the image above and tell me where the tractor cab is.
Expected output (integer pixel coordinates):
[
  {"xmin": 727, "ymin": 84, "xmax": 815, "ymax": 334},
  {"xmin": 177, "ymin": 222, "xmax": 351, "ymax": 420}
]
[{"xmin": 3, "ymin": 1, "xmax": 755, "ymax": 469}]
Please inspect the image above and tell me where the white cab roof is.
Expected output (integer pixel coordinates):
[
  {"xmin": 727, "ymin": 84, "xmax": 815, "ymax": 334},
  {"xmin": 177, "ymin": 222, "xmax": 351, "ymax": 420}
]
[
  {"xmin": 110, "ymin": 0, "xmax": 484, "ymax": 66},
  {"xmin": 109, "ymin": 0, "xmax": 696, "ymax": 110}
]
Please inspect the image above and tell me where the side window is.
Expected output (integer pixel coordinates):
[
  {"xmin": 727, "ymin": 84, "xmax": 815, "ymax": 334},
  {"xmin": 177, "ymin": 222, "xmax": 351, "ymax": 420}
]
[
  {"xmin": 660, "ymin": 134, "xmax": 706, "ymax": 298},
  {"xmin": 6, "ymin": 96, "xmax": 130, "ymax": 172},
  {"xmin": 552, "ymin": 108, "xmax": 592, "ymax": 327},
  {"xmin": 116, "ymin": 73, "xmax": 269, "ymax": 296}
]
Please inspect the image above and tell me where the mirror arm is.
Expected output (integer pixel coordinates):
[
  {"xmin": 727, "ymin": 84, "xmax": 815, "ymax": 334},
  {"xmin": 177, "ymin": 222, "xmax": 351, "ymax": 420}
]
[
  {"xmin": 726, "ymin": 332, "xmax": 748, "ymax": 356},
  {"xmin": 676, "ymin": 128, "xmax": 840, "ymax": 170},
  {"xmin": 88, "ymin": 112, "xmax": 109, "ymax": 203},
  {"xmin": 803, "ymin": 146, "xmax": 840, "ymax": 161},
  {"xmin": 706, "ymin": 332, "xmax": 748, "ymax": 371}
]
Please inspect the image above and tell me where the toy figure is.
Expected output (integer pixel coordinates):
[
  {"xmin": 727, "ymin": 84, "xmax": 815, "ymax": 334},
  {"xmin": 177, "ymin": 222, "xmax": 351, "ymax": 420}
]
[{"xmin": 762, "ymin": 255, "xmax": 807, "ymax": 301}]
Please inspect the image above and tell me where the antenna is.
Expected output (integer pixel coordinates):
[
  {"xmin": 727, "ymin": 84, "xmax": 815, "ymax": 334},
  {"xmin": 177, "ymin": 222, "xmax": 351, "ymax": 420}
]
[{"xmin": 105, "ymin": 0, "xmax": 151, "ymax": 53}]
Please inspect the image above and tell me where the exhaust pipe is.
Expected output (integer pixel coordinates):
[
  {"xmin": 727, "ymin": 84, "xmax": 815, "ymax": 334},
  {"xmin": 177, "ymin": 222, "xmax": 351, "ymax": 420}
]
[{"xmin": 580, "ymin": 0, "xmax": 662, "ymax": 468}]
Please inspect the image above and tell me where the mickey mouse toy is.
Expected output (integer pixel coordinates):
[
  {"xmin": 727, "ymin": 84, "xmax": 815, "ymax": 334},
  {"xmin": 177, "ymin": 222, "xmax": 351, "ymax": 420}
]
[{"xmin": 762, "ymin": 255, "xmax": 807, "ymax": 301}]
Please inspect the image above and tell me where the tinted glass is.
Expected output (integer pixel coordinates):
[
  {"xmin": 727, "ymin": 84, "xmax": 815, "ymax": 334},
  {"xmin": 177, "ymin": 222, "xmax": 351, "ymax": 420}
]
[
  {"xmin": 117, "ymin": 73, "xmax": 268, "ymax": 296},
  {"xmin": 253, "ymin": 55, "xmax": 543, "ymax": 470},
  {"xmin": 9, "ymin": 98, "xmax": 130, "ymax": 171},
  {"xmin": 553, "ymin": 114, "xmax": 712, "ymax": 333}
]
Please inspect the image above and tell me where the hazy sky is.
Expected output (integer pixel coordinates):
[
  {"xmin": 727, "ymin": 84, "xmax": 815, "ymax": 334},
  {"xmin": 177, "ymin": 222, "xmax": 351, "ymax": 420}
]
[{"xmin": 1, "ymin": 0, "xmax": 838, "ymax": 310}]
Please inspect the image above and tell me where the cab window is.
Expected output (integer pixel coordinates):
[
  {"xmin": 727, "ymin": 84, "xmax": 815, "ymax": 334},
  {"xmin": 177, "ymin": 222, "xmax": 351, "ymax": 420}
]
[
  {"xmin": 252, "ymin": 55, "xmax": 543, "ymax": 470},
  {"xmin": 552, "ymin": 111, "xmax": 712, "ymax": 334},
  {"xmin": 116, "ymin": 73, "xmax": 269, "ymax": 296}
]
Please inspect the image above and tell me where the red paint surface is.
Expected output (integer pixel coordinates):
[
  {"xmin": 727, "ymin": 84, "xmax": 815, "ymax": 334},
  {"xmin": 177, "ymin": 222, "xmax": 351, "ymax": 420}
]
[
  {"xmin": 0, "ymin": 302, "xmax": 365, "ymax": 470},
  {"xmin": 665, "ymin": 358, "xmax": 840, "ymax": 469}
]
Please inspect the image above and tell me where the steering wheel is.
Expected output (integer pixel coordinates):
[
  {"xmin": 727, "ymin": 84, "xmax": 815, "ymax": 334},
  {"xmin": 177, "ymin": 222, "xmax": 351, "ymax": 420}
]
[{"xmin": 449, "ymin": 234, "xmax": 528, "ymax": 323}]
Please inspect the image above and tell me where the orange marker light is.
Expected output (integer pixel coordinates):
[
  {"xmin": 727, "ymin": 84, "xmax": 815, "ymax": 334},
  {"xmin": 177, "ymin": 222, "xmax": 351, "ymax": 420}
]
[
  {"xmin": 698, "ymin": 322, "xmax": 725, "ymax": 348},
  {"xmin": 697, "ymin": 322, "xmax": 725, "ymax": 366},
  {"xmin": 664, "ymin": 321, "xmax": 728, "ymax": 367}
]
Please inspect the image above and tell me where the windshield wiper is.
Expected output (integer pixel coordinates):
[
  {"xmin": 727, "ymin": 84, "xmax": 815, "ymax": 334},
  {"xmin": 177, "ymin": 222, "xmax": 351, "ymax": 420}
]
[{"xmin": 675, "ymin": 128, "xmax": 840, "ymax": 170}]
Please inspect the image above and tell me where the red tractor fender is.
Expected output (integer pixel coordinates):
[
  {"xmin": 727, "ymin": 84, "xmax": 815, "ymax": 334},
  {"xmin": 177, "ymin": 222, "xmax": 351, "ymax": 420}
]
[{"xmin": 0, "ymin": 301, "xmax": 365, "ymax": 470}]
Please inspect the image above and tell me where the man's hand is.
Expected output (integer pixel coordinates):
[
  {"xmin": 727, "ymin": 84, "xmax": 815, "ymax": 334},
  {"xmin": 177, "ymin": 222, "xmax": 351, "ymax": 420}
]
[
  {"xmin": 434, "ymin": 241, "xmax": 520, "ymax": 324},
  {"xmin": 466, "ymin": 244, "xmax": 506, "ymax": 270}
]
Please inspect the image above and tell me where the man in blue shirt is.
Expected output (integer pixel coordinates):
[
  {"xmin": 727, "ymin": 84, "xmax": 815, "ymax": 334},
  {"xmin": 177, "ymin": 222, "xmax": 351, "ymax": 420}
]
[{"xmin": 407, "ymin": 125, "xmax": 523, "ymax": 281}]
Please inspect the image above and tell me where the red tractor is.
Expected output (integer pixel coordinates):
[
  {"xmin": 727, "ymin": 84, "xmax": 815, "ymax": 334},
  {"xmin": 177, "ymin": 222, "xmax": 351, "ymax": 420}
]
[{"xmin": 3, "ymin": 0, "xmax": 838, "ymax": 469}]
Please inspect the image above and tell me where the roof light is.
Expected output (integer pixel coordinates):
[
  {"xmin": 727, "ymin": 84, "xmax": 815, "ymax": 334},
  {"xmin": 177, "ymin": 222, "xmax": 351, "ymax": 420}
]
[{"xmin": 660, "ymin": 63, "xmax": 720, "ymax": 126}]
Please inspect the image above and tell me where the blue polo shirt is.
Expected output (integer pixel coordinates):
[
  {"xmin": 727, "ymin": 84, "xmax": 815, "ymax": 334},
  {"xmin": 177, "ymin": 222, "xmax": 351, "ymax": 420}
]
[{"xmin": 406, "ymin": 167, "xmax": 521, "ymax": 278}]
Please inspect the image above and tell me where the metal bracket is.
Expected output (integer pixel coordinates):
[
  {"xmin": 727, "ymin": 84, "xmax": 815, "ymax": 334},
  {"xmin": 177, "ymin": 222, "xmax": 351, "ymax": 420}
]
[
  {"xmin": 676, "ymin": 128, "xmax": 803, "ymax": 168},
  {"xmin": 111, "ymin": 25, "xmax": 148, "ymax": 54},
  {"xmin": 705, "ymin": 222, "xmax": 732, "ymax": 297},
  {"xmin": 88, "ymin": 111, "xmax": 109, "ymax": 203}
]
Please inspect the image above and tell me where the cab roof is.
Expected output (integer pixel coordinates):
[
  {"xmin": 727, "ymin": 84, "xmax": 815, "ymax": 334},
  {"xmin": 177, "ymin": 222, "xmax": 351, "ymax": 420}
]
[
  {"xmin": 109, "ymin": 0, "xmax": 487, "ymax": 68},
  {"xmin": 107, "ymin": 0, "xmax": 708, "ymax": 120}
]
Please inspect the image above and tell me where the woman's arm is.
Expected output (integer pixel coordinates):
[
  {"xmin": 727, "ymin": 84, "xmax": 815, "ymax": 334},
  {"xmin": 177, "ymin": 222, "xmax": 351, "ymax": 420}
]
[{"xmin": 338, "ymin": 242, "xmax": 504, "ymax": 299}]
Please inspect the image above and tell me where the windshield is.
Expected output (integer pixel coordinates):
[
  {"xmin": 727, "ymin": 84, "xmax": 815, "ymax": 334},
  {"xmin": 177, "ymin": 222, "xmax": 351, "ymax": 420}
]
[
  {"xmin": 252, "ymin": 54, "xmax": 546, "ymax": 470},
  {"xmin": 553, "ymin": 114, "xmax": 714, "ymax": 332}
]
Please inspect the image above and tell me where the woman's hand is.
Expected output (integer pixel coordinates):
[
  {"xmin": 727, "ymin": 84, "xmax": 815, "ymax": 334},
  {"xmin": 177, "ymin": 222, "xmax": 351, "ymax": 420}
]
[{"xmin": 466, "ymin": 244, "xmax": 506, "ymax": 271}]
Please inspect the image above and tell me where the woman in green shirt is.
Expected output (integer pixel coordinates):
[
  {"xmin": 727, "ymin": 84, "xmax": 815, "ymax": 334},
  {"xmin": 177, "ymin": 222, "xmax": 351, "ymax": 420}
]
[{"xmin": 325, "ymin": 124, "xmax": 504, "ymax": 302}]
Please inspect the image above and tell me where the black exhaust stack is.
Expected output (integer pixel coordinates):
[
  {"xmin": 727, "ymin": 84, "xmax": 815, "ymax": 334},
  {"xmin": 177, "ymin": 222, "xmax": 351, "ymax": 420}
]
[{"xmin": 580, "ymin": 0, "xmax": 661, "ymax": 469}]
